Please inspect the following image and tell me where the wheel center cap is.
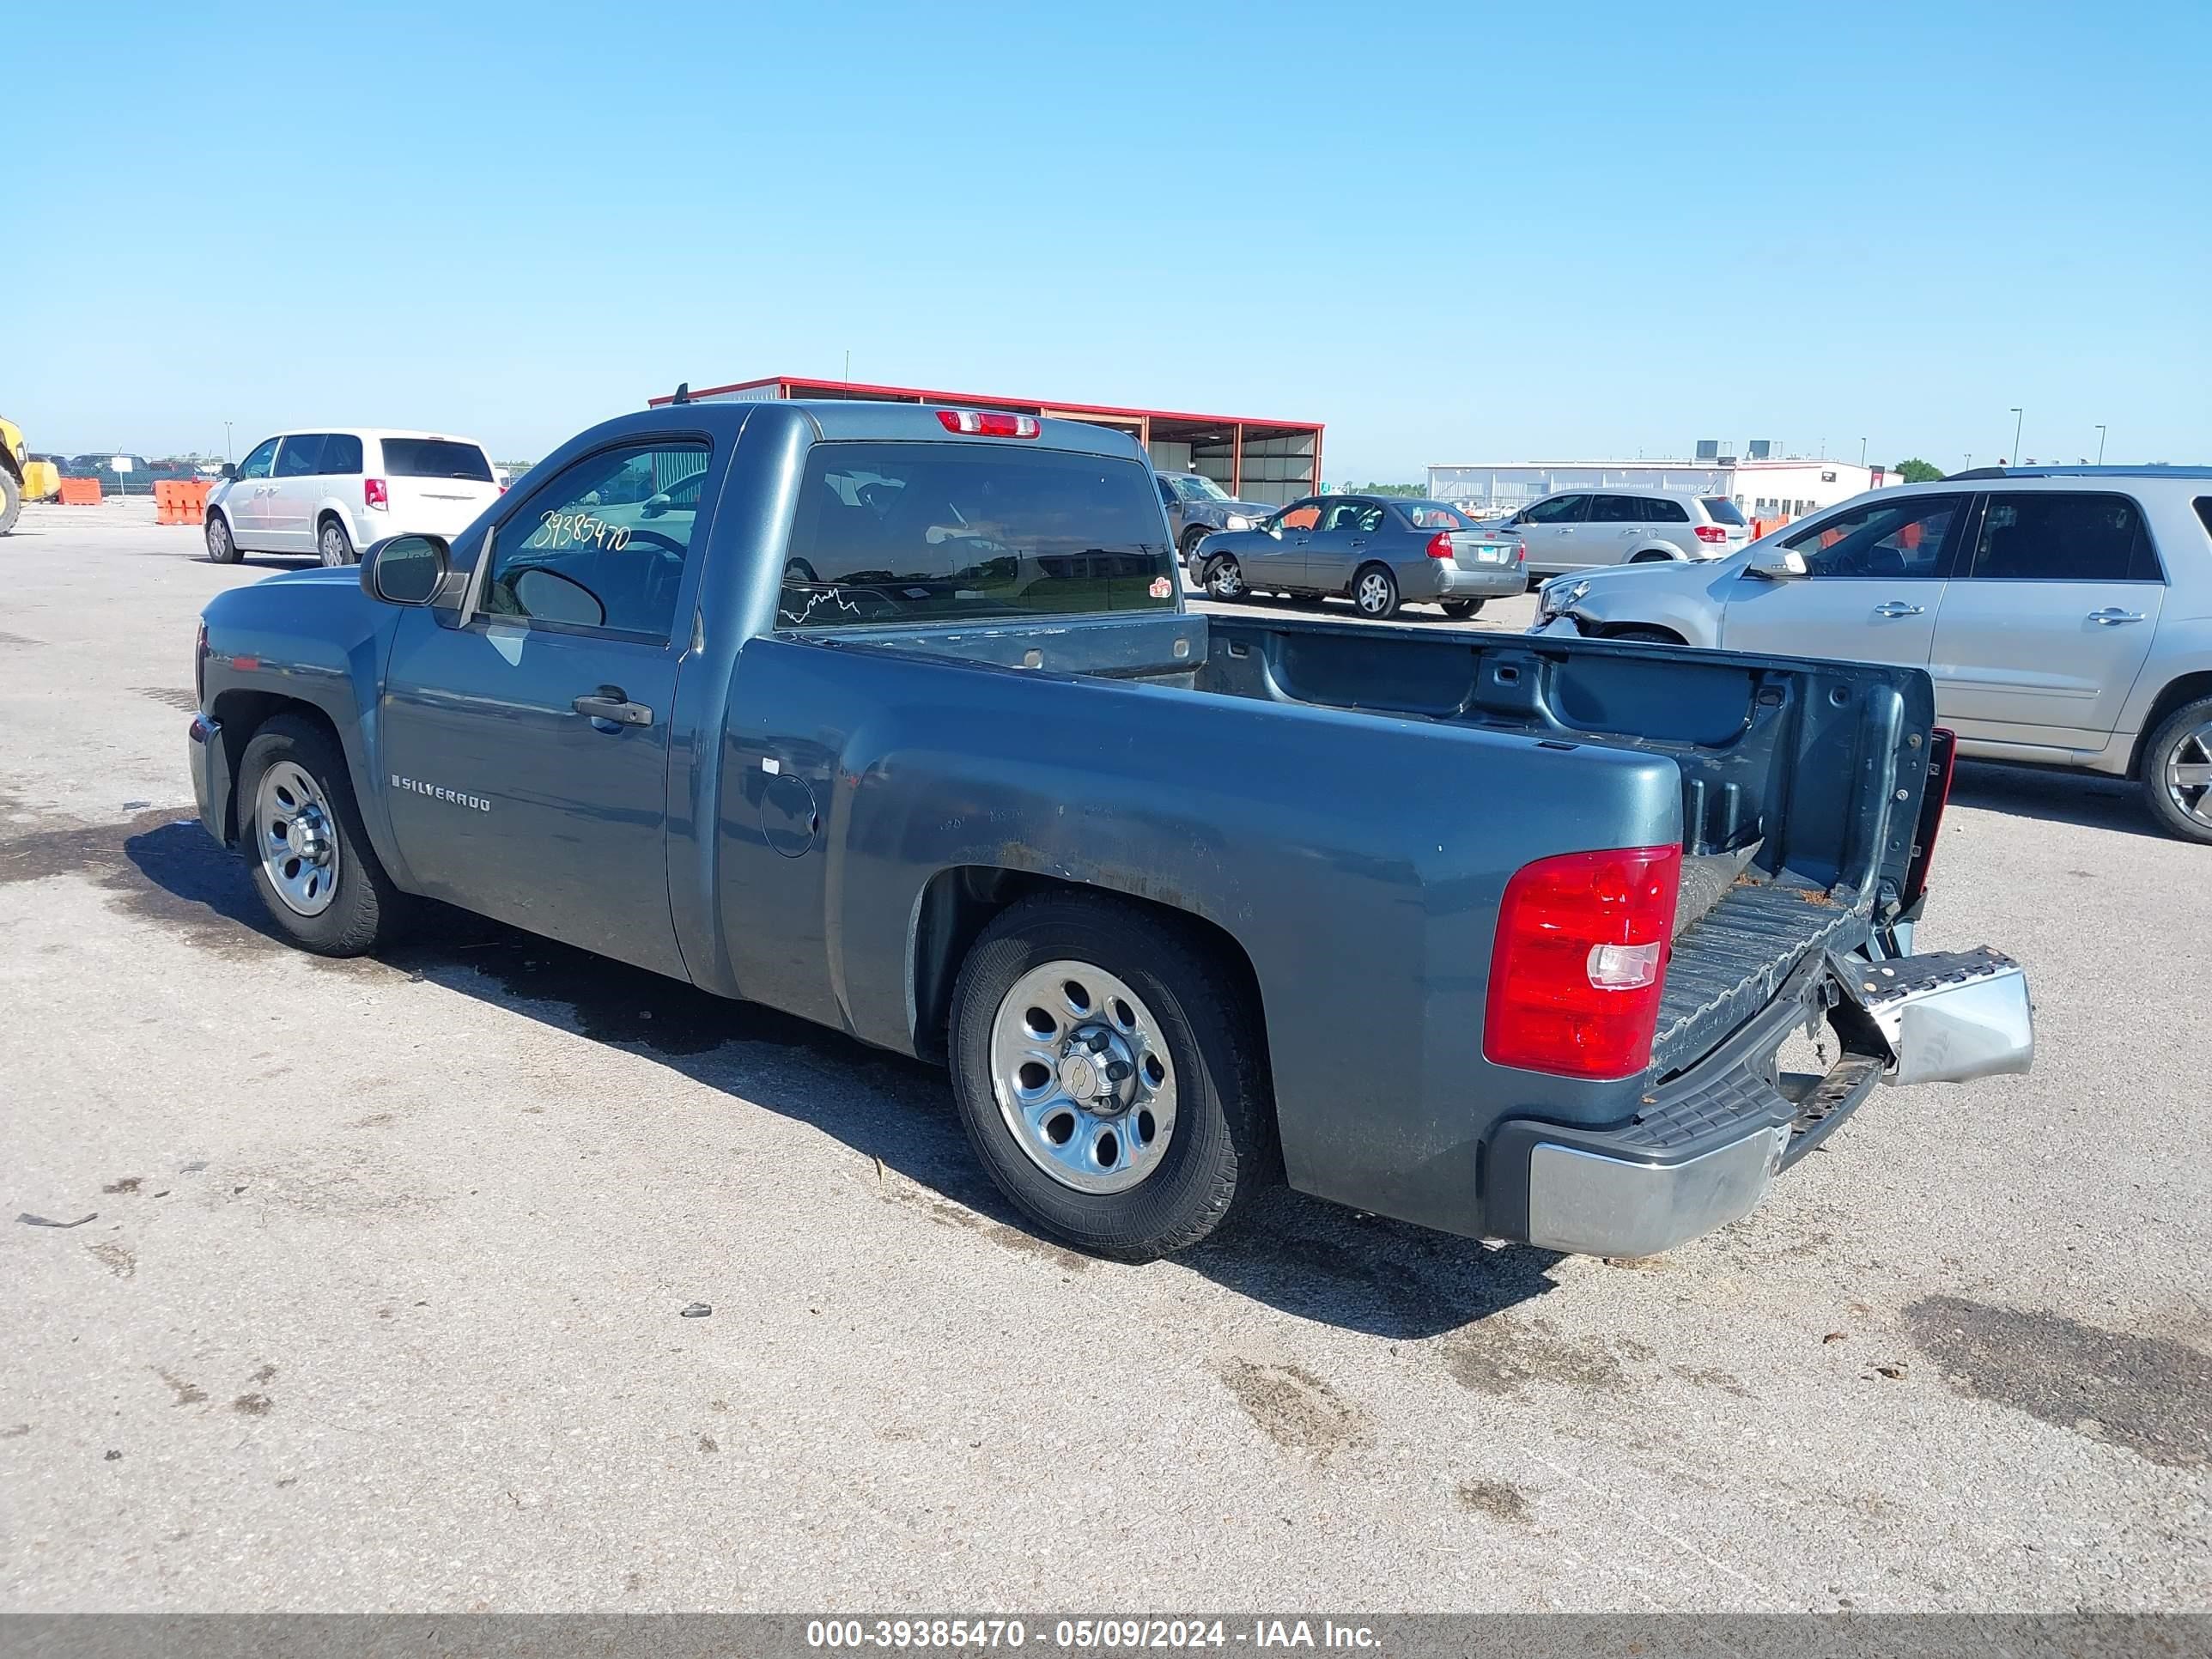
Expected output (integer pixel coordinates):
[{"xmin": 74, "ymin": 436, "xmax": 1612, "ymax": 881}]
[{"xmin": 1059, "ymin": 1024, "xmax": 1137, "ymax": 1116}]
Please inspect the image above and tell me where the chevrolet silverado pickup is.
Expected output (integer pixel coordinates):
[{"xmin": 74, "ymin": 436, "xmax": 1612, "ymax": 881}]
[{"xmin": 186, "ymin": 400, "xmax": 2033, "ymax": 1262}]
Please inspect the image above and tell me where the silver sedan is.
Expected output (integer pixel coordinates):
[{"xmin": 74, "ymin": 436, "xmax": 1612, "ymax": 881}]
[{"xmin": 1192, "ymin": 495, "xmax": 1527, "ymax": 619}]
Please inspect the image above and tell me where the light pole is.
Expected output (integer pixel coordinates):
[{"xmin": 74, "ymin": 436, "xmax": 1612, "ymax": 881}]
[
  {"xmin": 2095, "ymin": 424, "xmax": 2107, "ymax": 465},
  {"xmin": 2008, "ymin": 407, "xmax": 2023, "ymax": 465},
  {"xmin": 223, "ymin": 422, "xmax": 233, "ymax": 462},
  {"xmin": 1858, "ymin": 437, "xmax": 1867, "ymax": 467}
]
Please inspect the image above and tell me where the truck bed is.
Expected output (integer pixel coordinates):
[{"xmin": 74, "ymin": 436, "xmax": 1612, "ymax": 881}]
[{"xmin": 843, "ymin": 605, "xmax": 1918, "ymax": 1070}]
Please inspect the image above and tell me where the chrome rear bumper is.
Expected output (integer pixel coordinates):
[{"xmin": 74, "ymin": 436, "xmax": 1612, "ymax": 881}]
[{"xmin": 1489, "ymin": 945, "xmax": 2033, "ymax": 1258}]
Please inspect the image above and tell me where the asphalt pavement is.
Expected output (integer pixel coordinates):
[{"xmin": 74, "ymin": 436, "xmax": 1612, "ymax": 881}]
[{"xmin": 1, "ymin": 501, "xmax": 2206, "ymax": 1613}]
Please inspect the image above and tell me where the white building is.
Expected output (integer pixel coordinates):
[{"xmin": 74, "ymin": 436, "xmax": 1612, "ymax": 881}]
[{"xmin": 1427, "ymin": 456, "xmax": 1891, "ymax": 521}]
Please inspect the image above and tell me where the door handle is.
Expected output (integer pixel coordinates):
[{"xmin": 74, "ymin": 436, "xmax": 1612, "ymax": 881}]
[
  {"xmin": 573, "ymin": 687, "xmax": 653, "ymax": 727},
  {"xmin": 1873, "ymin": 601, "xmax": 1925, "ymax": 618},
  {"xmin": 2087, "ymin": 608, "xmax": 2146, "ymax": 625},
  {"xmin": 1349, "ymin": 539, "xmax": 1366, "ymax": 549}
]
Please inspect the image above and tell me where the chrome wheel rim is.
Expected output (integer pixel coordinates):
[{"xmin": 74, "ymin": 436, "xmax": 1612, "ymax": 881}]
[
  {"xmin": 319, "ymin": 524, "xmax": 346, "ymax": 565},
  {"xmin": 1210, "ymin": 561, "xmax": 1242, "ymax": 597},
  {"xmin": 1357, "ymin": 572, "xmax": 1390, "ymax": 613},
  {"xmin": 2166, "ymin": 720, "xmax": 2212, "ymax": 829},
  {"xmin": 988, "ymin": 960, "xmax": 1176, "ymax": 1194},
  {"xmin": 255, "ymin": 761, "xmax": 340, "ymax": 916}
]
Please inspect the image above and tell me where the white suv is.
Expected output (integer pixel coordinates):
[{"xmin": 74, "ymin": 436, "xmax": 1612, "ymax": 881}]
[
  {"xmin": 205, "ymin": 428, "xmax": 501, "ymax": 567},
  {"xmin": 1530, "ymin": 467, "xmax": 2212, "ymax": 842},
  {"xmin": 1494, "ymin": 488, "xmax": 1752, "ymax": 574}
]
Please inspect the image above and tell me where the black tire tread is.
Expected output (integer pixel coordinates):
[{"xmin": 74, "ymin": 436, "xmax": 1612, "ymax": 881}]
[
  {"xmin": 237, "ymin": 713, "xmax": 410, "ymax": 956},
  {"xmin": 2139, "ymin": 695, "xmax": 2212, "ymax": 845},
  {"xmin": 948, "ymin": 891, "xmax": 1273, "ymax": 1262},
  {"xmin": 0, "ymin": 469, "xmax": 22, "ymax": 536}
]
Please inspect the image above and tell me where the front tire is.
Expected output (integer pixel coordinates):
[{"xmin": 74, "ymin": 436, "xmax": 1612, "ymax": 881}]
[
  {"xmin": 237, "ymin": 714, "xmax": 411, "ymax": 956},
  {"xmin": 949, "ymin": 894, "xmax": 1273, "ymax": 1261},
  {"xmin": 317, "ymin": 515, "xmax": 356, "ymax": 566},
  {"xmin": 1605, "ymin": 625, "xmax": 1685, "ymax": 645},
  {"xmin": 1352, "ymin": 562, "xmax": 1400, "ymax": 619},
  {"xmin": 2141, "ymin": 696, "xmax": 2212, "ymax": 844},
  {"xmin": 0, "ymin": 468, "xmax": 21, "ymax": 536},
  {"xmin": 1203, "ymin": 556, "xmax": 1245, "ymax": 601},
  {"xmin": 1181, "ymin": 526, "xmax": 1212, "ymax": 568},
  {"xmin": 205, "ymin": 511, "xmax": 241, "ymax": 564}
]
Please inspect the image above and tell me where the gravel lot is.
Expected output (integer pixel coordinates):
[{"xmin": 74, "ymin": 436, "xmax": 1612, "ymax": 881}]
[{"xmin": 2, "ymin": 501, "xmax": 2207, "ymax": 1613}]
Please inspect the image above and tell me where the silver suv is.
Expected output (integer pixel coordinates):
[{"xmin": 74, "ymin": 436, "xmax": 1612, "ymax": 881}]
[
  {"xmin": 1530, "ymin": 466, "xmax": 2212, "ymax": 842},
  {"xmin": 1494, "ymin": 488, "xmax": 1751, "ymax": 574}
]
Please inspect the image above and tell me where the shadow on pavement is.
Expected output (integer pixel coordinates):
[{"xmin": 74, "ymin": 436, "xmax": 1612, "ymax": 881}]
[
  {"xmin": 105, "ymin": 815, "xmax": 1560, "ymax": 1339},
  {"xmin": 1947, "ymin": 759, "xmax": 2167, "ymax": 840}
]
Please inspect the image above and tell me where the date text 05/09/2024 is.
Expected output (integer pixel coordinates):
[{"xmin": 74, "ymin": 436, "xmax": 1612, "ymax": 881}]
[{"xmin": 805, "ymin": 1620, "xmax": 1381, "ymax": 1651}]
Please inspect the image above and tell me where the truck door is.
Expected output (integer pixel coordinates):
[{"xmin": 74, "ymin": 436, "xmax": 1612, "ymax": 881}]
[{"xmin": 375, "ymin": 437, "xmax": 719, "ymax": 980}]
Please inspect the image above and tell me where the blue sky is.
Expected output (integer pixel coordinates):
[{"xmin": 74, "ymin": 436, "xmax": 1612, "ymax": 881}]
[{"xmin": 16, "ymin": 0, "xmax": 2209, "ymax": 477}]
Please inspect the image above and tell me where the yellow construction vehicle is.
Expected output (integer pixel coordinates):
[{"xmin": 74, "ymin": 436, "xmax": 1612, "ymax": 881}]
[{"xmin": 2, "ymin": 416, "xmax": 60, "ymax": 533}]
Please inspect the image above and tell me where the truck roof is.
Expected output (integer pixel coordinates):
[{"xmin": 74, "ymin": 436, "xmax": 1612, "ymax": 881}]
[{"xmin": 612, "ymin": 398, "xmax": 1148, "ymax": 462}]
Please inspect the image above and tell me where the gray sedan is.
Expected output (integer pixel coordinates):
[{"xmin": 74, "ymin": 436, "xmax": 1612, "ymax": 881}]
[{"xmin": 1192, "ymin": 495, "xmax": 1527, "ymax": 619}]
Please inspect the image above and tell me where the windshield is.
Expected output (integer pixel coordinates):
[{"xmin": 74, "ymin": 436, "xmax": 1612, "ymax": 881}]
[
  {"xmin": 1167, "ymin": 474, "xmax": 1231, "ymax": 503},
  {"xmin": 1399, "ymin": 501, "xmax": 1474, "ymax": 530},
  {"xmin": 1699, "ymin": 497, "xmax": 1748, "ymax": 526}
]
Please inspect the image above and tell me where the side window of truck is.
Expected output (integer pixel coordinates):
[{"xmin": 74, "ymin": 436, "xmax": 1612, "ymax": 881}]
[
  {"xmin": 482, "ymin": 441, "xmax": 711, "ymax": 640},
  {"xmin": 778, "ymin": 442, "xmax": 1176, "ymax": 629}
]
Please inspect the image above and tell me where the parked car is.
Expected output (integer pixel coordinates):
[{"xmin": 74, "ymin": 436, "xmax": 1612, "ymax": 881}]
[
  {"xmin": 185, "ymin": 399, "xmax": 2028, "ymax": 1264},
  {"xmin": 66, "ymin": 452, "xmax": 158, "ymax": 494},
  {"xmin": 1154, "ymin": 470, "xmax": 1279, "ymax": 568},
  {"xmin": 1495, "ymin": 488, "xmax": 1752, "ymax": 576},
  {"xmin": 1529, "ymin": 466, "xmax": 2212, "ymax": 842},
  {"xmin": 1194, "ymin": 495, "xmax": 1525, "ymax": 618},
  {"xmin": 205, "ymin": 428, "xmax": 501, "ymax": 567}
]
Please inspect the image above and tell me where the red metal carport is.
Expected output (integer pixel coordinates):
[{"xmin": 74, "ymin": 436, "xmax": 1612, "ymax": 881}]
[{"xmin": 648, "ymin": 374, "xmax": 1323, "ymax": 506}]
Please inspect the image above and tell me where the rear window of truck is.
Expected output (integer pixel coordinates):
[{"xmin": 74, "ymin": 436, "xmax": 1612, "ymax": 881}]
[
  {"xmin": 778, "ymin": 442, "xmax": 1176, "ymax": 629},
  {"xmin": 382, "ymin": 439, "xmax": 494, "ymax": 481}
]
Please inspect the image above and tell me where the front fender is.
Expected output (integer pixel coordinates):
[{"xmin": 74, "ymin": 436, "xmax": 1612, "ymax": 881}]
[{"xmin": 198, "ymin": 569, "xmax": 410, "ymax": 884}]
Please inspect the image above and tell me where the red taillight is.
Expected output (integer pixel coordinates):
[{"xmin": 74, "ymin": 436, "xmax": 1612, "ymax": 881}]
[
  {"xmin": 1426, "ymin": 531, "xmax": 1455, "ymax": 560},
  {"xmin": 936, "ymin": 409, "xmax": 1041, "ymax": 438},
  {"xmin": 364, "ymin": 477, "xmax": 389, "ymax": 510},
  {"xmin": 1695, "ymin": 524, "xmax": 1728, "ymax": 544},
  {"xmin": 1485, "ymin": 845, "xmax": 1682, "ymax": 1079}
]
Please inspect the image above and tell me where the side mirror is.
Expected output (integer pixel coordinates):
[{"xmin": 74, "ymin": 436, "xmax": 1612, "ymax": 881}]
[
  {"xmin": 219, "ymin": 463, "xmax": 239, "ymax": 481},
  {"xmin": 1748, "ymin": 544, "xmax": 1808, "ymax": 580},
  {"xmin": 641, "ymin": 491, "xmax": 672, "ymax": 520},
  {"xmin": 361, "ymin": 534, "xmax": 450, "ymax": 605}
]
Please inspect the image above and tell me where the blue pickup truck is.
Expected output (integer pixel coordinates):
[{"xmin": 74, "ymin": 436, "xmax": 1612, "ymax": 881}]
[{"xmin": 186, "ymin": 400, "xmax": 2032, "ymax": 1262}]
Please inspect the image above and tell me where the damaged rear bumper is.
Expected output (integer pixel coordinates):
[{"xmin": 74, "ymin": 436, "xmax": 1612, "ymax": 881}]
[{"xmin": 1484, "ymin": 946, "xmax": 2031, "ymax": 1257}]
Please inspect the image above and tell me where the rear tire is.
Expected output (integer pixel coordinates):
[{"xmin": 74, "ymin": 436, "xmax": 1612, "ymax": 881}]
[
  {"xmin": 1203, "ymin": 556, "xmax": 1245, "ymax": 601},
  {"xmin": 2140, "ymin": 696, "xmax": 2212, "ymax": 845},
  {"xmin": 237, "ymin": 714, "xmax": 411, "ymax": 956},
  {"xmin": 0, "ymin": 469, "xmax": 21, "ymax": 536},
  {"xmin": 205, "ymin": 511, "xmax": 241, "ymax": 564},
  {"xmin": 1352, "ymin": 563, "xmax": 1400, "ymax": 619},
  {"xmin": 948, "ymin": 893, "xmax": 1274, "ymax": 1261},
  {"xmin": 317, "ymin": 515, "xmax": 356, "ymax": 567},
  {"xmin": 1629, "ymin": 549, "xmax": 1677, "ymax": 564},
  {"xmin": 1440, "ymin": 599, "xmax": 1484, "ymax": 619}
]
